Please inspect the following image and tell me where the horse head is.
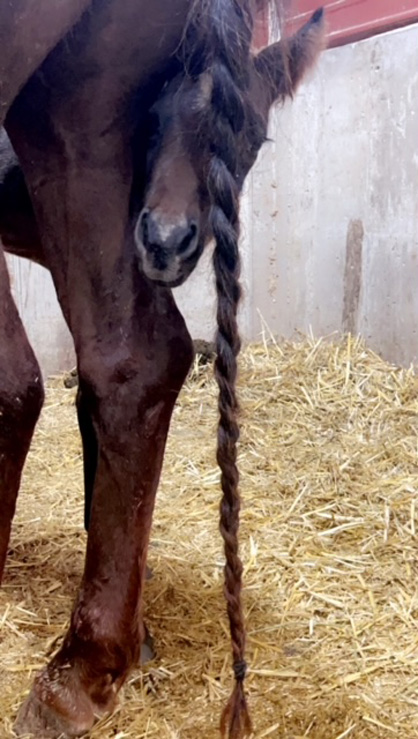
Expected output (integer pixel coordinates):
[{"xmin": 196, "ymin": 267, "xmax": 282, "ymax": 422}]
[{"xmin": 134, "ymin": 8, "xmax": 326, "ymax": 287}]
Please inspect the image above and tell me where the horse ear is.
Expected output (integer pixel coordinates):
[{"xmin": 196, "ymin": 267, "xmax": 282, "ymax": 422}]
[{"xmin": 254, "ymin": 7, "xmax": 326, "ymax": 106}]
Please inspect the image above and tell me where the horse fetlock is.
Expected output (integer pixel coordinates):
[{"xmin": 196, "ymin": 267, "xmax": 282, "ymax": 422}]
[
  {"xmin": 69, "ymin": 604, "xmax": 140, "ymax": 678},
  {"xmin": 68, "ymin": 601, "xmax": 153, "ymax": 673}
]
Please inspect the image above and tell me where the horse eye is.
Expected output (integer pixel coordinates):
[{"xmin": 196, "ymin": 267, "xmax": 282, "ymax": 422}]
[{"xmin": 147, "ymin": 112, "xmax": 161, "ymax": 137}]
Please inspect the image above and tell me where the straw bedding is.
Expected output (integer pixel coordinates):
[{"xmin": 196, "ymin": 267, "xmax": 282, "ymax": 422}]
[{"xmin": 1, "ymin": 334, "xmax": 418, "ymax": 738}]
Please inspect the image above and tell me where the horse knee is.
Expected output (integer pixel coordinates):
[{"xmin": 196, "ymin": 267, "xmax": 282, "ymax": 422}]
[
  {"xmin": 78, "ymin": 313, "xmax": 193, "ymax": 422},
  {"xmin": 0, "ymin": 351, "xmax": 44, "ymax": 443}
]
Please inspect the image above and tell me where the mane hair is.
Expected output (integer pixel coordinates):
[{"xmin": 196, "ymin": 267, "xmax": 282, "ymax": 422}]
[{"xmin": 181, "ymin": 1, "xmax": 282, "ymax": 736}]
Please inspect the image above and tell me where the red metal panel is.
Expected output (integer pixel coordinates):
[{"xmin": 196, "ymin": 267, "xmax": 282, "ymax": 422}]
[
  {"xmin": 253, "ymin": 1, "xmax": 270, "ymax": 49},
  {"xmin": 285, "ymin": 0, "xmax": 418, "ymax": 47}
]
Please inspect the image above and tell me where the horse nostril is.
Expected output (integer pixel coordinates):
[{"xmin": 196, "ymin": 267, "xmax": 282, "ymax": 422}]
[
  {"xmin": 177, "ymin": 221, "xmax": 198, "ymax": 255},
  {"xmin": 139, "ymin": 209, "xmax": 150, "ymax": 246}
]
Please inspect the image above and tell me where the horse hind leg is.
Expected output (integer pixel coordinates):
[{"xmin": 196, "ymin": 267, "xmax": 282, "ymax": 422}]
[{"xmin": 0, "ymin": 249, "xmax": 44, "ymax": 583}]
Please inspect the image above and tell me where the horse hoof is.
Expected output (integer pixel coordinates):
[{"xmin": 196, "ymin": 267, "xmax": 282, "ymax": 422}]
[
  {"xmin": 14, "ymin": 690, "xmax": 93, "ymax": 738},
  {"xmin": 13, "ymin": 661, "xmax": 109, "ymax": 739},
  {"xmin": 140, "ymin": 626, "xmax": 155, "ymax": 664}
]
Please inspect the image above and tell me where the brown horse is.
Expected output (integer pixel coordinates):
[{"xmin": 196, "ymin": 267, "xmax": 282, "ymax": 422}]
[{"xmin": 0, "ymin": 2, "xmax": 325, "ymax": 737}]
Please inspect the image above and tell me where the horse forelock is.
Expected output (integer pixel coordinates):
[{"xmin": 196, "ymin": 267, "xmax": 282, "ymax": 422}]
[
  {"xmin": 183, "ymin": 0, "xmax": 252, "ymax": 79},
  {"xmin": 179, "ymin": 1, "xmax": 270, "ymax": 175}
]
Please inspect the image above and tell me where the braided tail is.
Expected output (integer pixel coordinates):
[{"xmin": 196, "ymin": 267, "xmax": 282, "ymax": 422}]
[
  {"xmin": 184, "ymin": 2, "xmax": 255, "ymax": 735},
  {"xmin": 210, "ymin": 159, "xmax": 251, "ymax": 739},
  {"xmin": 207, "ymin": 8, "xmax": 253, "ymax": 739}
]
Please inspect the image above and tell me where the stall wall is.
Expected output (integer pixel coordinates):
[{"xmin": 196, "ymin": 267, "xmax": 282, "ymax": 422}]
[{"xmin": 175, "ymin": 22, "xmax": 418, "ymax": 366}]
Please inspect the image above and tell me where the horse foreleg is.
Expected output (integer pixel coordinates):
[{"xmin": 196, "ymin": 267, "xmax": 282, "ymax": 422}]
[
  {"xmin": 0, "ymin": 248, "xmax": 44, "ymax": 582},
  {"xmin": 7, "ymin": 74, "xmax": 194, "ymax": 729},
  {"xmin": 76, "ymin": 380, "xmax": 156, "ymax": 667},
  {"xmin": 15, "ymin": 283, "xmax": 193, "ymax": 737}
]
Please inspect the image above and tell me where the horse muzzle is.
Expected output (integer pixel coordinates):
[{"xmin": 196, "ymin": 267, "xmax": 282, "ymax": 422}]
[{"xmin": 134, "ymin": 208, "xmax": 201, "ymax": 287}]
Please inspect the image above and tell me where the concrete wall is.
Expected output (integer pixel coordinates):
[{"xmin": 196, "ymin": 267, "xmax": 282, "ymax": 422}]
[
  {"xmin": 7, "ymin": 258, "xmax": 74, "ymax": 375},
  {"xmin": 176, "ymin": 22, "xmax": 418, "ymax": 366},
  {"xmin": 6, "ymin": 22, "xmax": 418, "ymax": 374}
]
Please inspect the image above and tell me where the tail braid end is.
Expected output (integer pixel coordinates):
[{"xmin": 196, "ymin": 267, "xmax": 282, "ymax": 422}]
[{"xmin": 220, "ymin": 664, "xmax": 253, "ymax": 739}]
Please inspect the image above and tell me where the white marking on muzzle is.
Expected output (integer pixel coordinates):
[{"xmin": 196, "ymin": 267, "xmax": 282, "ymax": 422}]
[{"xmin": 153, "ymin": 216, "xmax": 188, "ymax": 243}]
